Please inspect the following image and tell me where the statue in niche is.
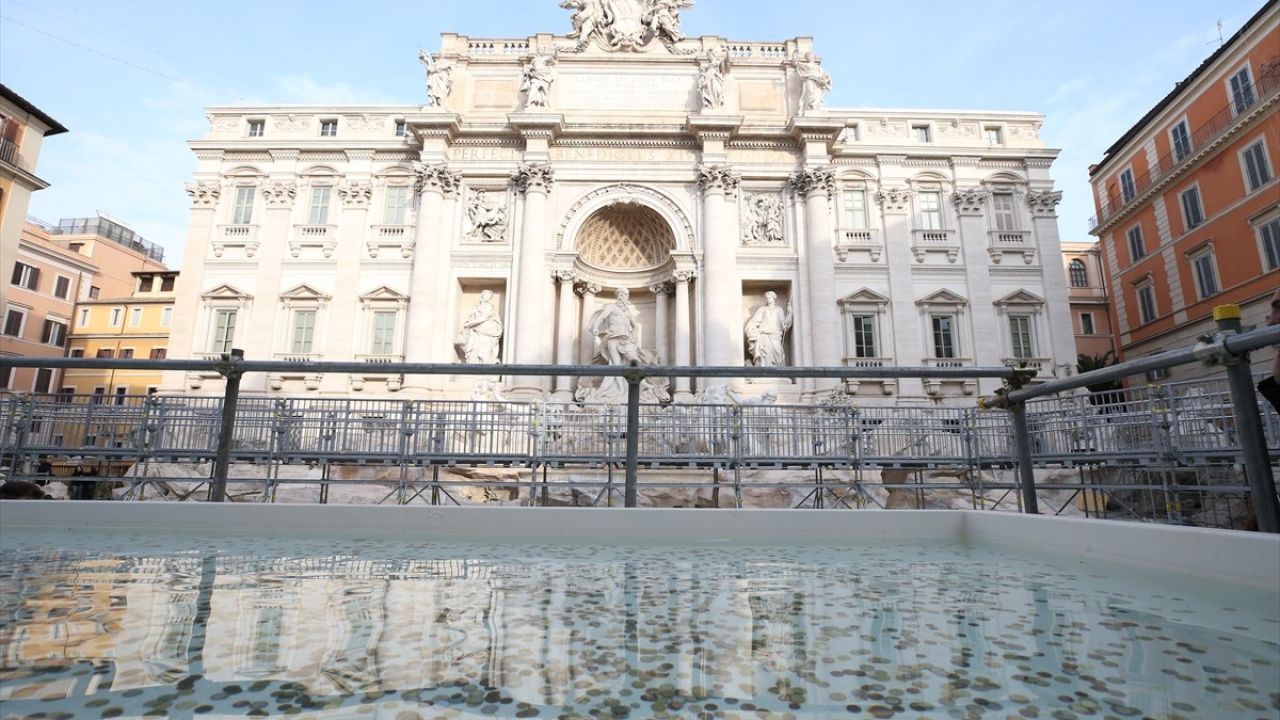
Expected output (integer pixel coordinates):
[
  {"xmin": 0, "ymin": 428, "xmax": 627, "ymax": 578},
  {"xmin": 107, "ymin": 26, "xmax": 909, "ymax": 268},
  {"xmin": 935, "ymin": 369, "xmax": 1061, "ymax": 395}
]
[
  {"xmin": 465, "ymin": 190, "xmax": 508, "ymax": 242},
  {"xmin": 520, "ymin": 51, "xmax": 557, "ymax": 109},
  {"xmin": 419, "ymin": 51, "xmax": 454, "ymax": 107},
  {"xmin": 795, "ymin": 52, "xmax": 831, "ymax": 112},
  {"xmin": 455, "ymin": 290, "xmax": 504, "ymax": 364},
  {"xmin": 575, "ymin": 287, "xmax": 669, "ymax": 404},
  {"xmin": 698, "ymin": 48, "xmax": 728, "ymax": 111},
  {"xmin": 745, "ymin": 194, "xmax": 784, "ymax": 245},
  {"xmin": 745, "ymin": 291, "xmax": 793, "ymax": 367}
]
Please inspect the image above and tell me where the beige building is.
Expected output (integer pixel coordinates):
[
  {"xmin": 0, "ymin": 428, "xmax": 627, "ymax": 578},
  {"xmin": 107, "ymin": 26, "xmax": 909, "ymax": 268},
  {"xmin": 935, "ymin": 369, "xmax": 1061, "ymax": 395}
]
[
  {"xmin": 62, "ymin": 270, "xmax": 178, "ymax": 399},
  {"xmin": 2, "ymin": 221, "xmax": 96, "ymax": 393},
  {"xmin": 1, "ymin": 85, "xmax": 67, "ymax": 289},
  {"xmin": 1060, "ymin": 241, "xmax": 1115, "ymax": 362},
  {"xmin": 46, "ymin": 215, "xmax": 168, "ymax": 300}
]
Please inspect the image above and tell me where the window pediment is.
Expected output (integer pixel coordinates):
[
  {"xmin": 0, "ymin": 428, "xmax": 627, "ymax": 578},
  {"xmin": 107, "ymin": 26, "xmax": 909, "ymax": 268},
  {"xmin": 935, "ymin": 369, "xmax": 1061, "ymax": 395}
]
[
  {"xmin": 202, "ymin": 284, "xmax": 252, "ymax": 301},
  {"xmin": 839, "ymin": 288, "xmax": 890, "ymax": 307},
  {"xmin": 280, "ymin": 284, "xmax": 332, "ymax": 302},
  {"xmin": 916, "ymin": 289, "xmax": 968, "ymax": 307},
  {"xmin": 360, "ymin": 286, "xmax": 409, "ymax": 306},
  {"xmin": 993, "ymin": 289, "xmax": 1045, "ymax": 307}
]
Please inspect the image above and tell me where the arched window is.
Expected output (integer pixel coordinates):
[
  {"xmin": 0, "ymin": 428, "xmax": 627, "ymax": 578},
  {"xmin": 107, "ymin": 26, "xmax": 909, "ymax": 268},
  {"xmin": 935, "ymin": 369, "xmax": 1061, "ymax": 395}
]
[{"xmin": 1069, "ymin": 259, "xmax": 1088, "ymax": 288}]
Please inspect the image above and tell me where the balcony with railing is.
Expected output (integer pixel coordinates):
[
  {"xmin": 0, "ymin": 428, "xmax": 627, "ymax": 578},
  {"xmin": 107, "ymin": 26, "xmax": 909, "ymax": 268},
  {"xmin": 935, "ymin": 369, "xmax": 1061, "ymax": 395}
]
[
  {"xmin": 289, "ymin": 225, "xmax": 338, "ymax": 258},
  {"xmin": 366, "ymin": 225, "xmax": 415, "ymax": 259},
  {"xmin": 1093, "ymin": 67, "xmax": 1280, "ymax": 230},
  {"xmin": 987, "ymin": 230, "xmax": 1036, "ymax": 264},
  {"xmin": 834, "ymin": 228, "xmax": 883, "ymax": 262},
  {"xmin": 0, "ymin": 136, "xmax": 31, "ymax": 172},
  {"xmin": 213, "ymin": 225, "xmax": 260, "ymax": 258},
  {"xmin": 1003, "ymin": 357, "xmax": 1052, "ymax": 376},
  {"xmin": 911, "ymin": 229, "xmax": 959, "ymax": 263}
]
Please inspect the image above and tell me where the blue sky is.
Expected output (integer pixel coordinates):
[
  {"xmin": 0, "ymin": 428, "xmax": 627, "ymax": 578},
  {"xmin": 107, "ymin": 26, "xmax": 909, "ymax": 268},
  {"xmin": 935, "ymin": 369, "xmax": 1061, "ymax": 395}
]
[{"xmin": 0, "ymin": 0, "xmax": 1263, "ymax": 266}]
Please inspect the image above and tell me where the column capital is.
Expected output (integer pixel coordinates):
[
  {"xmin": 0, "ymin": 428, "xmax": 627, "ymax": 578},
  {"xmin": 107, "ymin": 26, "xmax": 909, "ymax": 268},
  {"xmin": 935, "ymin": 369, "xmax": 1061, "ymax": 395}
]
[
  {"xmin": 648, "ymin": 281, "xmax": 670, "ymax": 295},
  {"xmin": 261, "ymin": 180, "xmax": 298, "ymax": 208},
  {"xmin": 337, "ymin": 181, "xmax": 373, "ymax": 208},
  {"xmin": 576, "ymin": 282, "xmax": 602, "ymax": 296},
  {"xmin": 876, "ymin": 186, "xmax": 913, "ymax": 214},
  {"xmin": 553, "ymin": 269, "xmax": 577, "ymax": 283},
  {"xmin": 952, "ymin": 187, "xmax": 989, "ymax": 216},
  {"xmin": 185, "ymin": 181, "xmax": 221, "ymax": 208},
  {"xmin": 672, "ymin": 269, "xmax": 697, "ymax": 284},
  {"xmin": 789, "ymin": 166, "xmax": 836, "ymax": 199},
  {"xmin": 696, "ymin": 164, "xmax": 739, "ymax": 195},
  {"xmin": 413, "ymin": 162, "xmax": 462, "ymax": 197},
  {"xmin": 513, "ymin": 163, "xmax": 555, "ymax": 194},
  {"xmin": 1026, "ymin": 189, "xmax": 1063, "ymax": 217}
]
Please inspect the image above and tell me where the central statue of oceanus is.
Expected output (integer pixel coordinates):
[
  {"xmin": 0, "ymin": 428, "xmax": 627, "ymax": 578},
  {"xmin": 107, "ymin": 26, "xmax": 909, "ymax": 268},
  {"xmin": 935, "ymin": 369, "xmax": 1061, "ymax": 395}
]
[{"xmin": 560, "ymin": 0, "xmax": 694, "ymax": 51}]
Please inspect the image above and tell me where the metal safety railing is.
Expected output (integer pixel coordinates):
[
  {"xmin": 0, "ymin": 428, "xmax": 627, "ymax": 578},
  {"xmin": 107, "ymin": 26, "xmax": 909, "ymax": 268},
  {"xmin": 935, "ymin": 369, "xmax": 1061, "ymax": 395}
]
[{"xmin": 2, "ymin": 320, "xmax": 1278, "ymax": 530}]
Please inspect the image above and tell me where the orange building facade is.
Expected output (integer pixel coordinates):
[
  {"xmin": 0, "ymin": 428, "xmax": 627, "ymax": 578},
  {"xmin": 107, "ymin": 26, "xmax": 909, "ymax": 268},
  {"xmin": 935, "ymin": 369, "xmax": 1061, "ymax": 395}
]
[
  {"xmin": 1089, "ymin": 0, "xmax": 1279, "ymax": 383},
  {"xmin": 1061, "ymin": 241, "xmax": 1116, "ymax": 361},
  {"xmin": 0, "ymin": 85, "xmax": 67, "ymax": 292}
]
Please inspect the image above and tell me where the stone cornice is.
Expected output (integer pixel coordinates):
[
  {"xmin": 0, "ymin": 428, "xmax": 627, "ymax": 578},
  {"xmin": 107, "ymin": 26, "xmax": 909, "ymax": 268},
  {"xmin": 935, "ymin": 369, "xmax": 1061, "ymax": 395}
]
[{"xmin": 507, "ymin": 112, "xmax": 565, "ymax": 141}]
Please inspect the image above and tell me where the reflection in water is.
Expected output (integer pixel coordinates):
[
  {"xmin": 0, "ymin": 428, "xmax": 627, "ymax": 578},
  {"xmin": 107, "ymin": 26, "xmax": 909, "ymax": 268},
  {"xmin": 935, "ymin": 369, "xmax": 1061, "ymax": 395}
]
[{"xmin": 0, "ymin": 539, "xmax": 1277, "ymax": 719}]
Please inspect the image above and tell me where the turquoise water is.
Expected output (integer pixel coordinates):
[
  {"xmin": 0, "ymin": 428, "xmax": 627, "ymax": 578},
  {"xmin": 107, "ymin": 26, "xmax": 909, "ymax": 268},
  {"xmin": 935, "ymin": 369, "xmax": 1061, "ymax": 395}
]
[{"xmin": 0, "ymin": 530, "xmax": 1277, "ymax": 719}]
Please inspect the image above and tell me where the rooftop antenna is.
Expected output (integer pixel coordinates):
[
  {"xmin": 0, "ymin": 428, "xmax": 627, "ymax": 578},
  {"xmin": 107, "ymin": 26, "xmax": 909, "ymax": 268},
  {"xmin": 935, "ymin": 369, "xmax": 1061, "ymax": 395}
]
[{"xmin": 1208, "ymin": 19, "xmax": 1224, "ymax": 48}]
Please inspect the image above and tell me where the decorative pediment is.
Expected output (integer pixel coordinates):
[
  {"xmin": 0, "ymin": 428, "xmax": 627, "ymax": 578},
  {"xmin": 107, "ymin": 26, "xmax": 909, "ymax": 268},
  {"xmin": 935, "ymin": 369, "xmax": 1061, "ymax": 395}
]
[
  {"xmin": 280, "ymin": 284, "xmax": 332, "ymax": 302},
  {"xmin": 201, "ymin": 284, "xmax": 252, "ymax": 301},
  {"xmin": 838, "ymin": 288, "xmax": 890, "ymax": 307},
  {"xmin": 916, "ymin": 289, "xmax": 968, "ymax": 307},
  {"xmin": 359, "ymin": 286, "xmax": 409, "ymax": 306},
  {"xmin": 993, "ymin": 289, "xmax": 1046, "ymax": 307}
]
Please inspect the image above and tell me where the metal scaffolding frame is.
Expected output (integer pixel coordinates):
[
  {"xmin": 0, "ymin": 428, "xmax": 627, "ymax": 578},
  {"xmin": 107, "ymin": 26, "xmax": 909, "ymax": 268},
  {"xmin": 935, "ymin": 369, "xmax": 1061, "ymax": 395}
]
[{"xmin": 2, "ymin": 323, "xmax": 1278, "ymax": 530}]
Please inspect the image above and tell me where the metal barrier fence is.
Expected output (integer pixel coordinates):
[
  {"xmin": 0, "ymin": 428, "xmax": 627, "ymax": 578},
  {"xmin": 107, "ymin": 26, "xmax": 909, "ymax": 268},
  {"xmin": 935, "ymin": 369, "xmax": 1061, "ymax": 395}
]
[{"xmin": 2, "ymin": 322, "xmax": 1278, "ymax": 531}]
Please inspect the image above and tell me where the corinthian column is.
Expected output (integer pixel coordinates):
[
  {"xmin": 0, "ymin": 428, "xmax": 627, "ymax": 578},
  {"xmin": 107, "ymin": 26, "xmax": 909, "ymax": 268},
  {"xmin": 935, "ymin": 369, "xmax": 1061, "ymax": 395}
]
[
  {"xmin": 403, "ymin": 163, "xmax": 460, "ymax": 394},
  {"xmin": 697, "ymin": 164, "xmax": 741, "ymax": 376},
  {"xmin": 650, "ymin": 282, "xmax": 669, "ymax": 364},
  {"xmin": 510, "ymin": 163, "xmax": 555, "ymax": 396},
  {"xmin": 673, "ymin": 270, "xmax": 694, "ymax": 399},
  {"xmin": 553, "ymin": 270, "xmax": 578, "ymax": 399},
  {"xmin": 792, "ymin": 167, "xmax": 841, "ymax": 385}
]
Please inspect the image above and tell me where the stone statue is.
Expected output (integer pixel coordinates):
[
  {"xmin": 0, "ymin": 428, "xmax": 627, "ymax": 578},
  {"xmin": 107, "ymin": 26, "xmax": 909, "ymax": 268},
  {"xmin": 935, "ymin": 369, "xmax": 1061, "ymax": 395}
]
[
  {"xmin": 745, "ymin": 194, "xmax": 784, "ymax": 245},
  {"xmin": 576, "ymin": 287, "xmax": 669, "ymax": 404},
  {"xmin": 456, "ymin": 290, "xmax": 503, "ymax": 364},
  {"xmin": 521, "ymin": 51, "xmax": 557, "ymax": 109},
  {"xmin": 745, "ymin": 291, "xmax": 793, "ymax": 367},
  {"xmin": 420, "ymin": 51, "xmax": 454, "ymax": 107},
  {"xmin": 698, "ymin": 48, "xmax": 728, "ymax": 111},
  {"xmin": 795, "ymin": 52, "xmax": 831, "ymax": 112},
  {"xmin": 644, "ymin": 0, "xmax": 694, "ymax": 44},
  {"xmin": 465, "ymin": 190, "xmax": 508, "ymax": 242},
  {"xmin": 561, "ymin": 0, "xmax": 603, "ymax": 41}
]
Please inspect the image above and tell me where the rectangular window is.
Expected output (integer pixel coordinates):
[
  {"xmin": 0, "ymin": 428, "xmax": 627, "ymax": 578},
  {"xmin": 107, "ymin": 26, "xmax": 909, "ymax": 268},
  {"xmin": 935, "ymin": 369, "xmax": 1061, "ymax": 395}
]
[
  {"xmin": 371, "ymin": 311, "xmax": 397, "ymax": 355},
  {"xmin": 160, "ymin": 307, "xmax": 173, "ymax": 327},
  {"xmin": 88, "ymin": 286, "xmax": 100, "ymax": 299},
  {"xmin": 40, "ymin": 319, "xmax": 67, "ymax": 346},
  {"xmin": 1242, "ymin": 140, "xmax": 1272, "ymax": 192},
  {"xmin": 291, "ymin": 309, "xmax": 316, "ymax": 354},
  {"xmin": 10, "ymin": 262, "xmax": 39, "ymax": 290},
  {"xmin": 1136, "ymin": 284, "xmax": 1157, "ymax": 324},
  {"xmin": 92, "ymin": 387, "xmax": 106, "ymax": 404},
  {"xmin": 1008, "ymin": 315, "xmax": 1034, "ymax": 359},
  {"xmin": 383, "ymin": 186, "xmax": 411, "ymax": 225},
  {"xmin": 0, "ymin": 366, "xmax": 8, "ymax": 389},
  {"xmin": 842, "ymin": 190, "xmax": 867, "ymax": 228},
  {"xmin": 984, "ymin": 126, "xmax": 1002, "ymax": 144},
  {"xmin": 918, "ymin": 191, "xmax": 942, "ymax": 230},
  {"xmin": 160, "ymin": 275, "xmax": 175, "ymax": 292},
  {"xmin": 3, "ymin": 308, "xmax": 23, "ymax": 336},
  {"xmin": 114, "ymin": 387, "xmax": 128, "ymax": 405},
  {"xmin": 130, "ymin": 307, "xmax": 143, "ymax": 327},
  {"xmin": 1119, "ymin": 168, "xmax": 1136, "ymax": 202},
  {"xmin": 53, "ymin": 276, "xmax": 71, "ymax": 300},
  {"xmin": 320, "ymin": 119, "xmax": 338, "ymax": 137},
  {"xmin": 991, "ymin": 192, "xmax": 1018, "ymax": 231},
  {"xmin": 913, "ymin": 125, "xmax": 931, "ymax": 143},
  {"xmin": 1229, "ymin": 66, "xmax": 1255, "ymax": 115},
  {"xmin": 931, "ymin": 314, "xmax": 956, "ymax": 359},
  {"xmin": 109, "ymin": 308, "xmax": 123, "ymax": 326},
  {"xmin": 96, "ymin": 348, "xmax": 114, "ymax": 359},
  {"xmin": 1080, "ymin": 312, "xmax": 1095, "ymax": 335},
  {"xmin": 70, "ymin": 348, "xmax": 85, "ymax": 358},
  {"xmin": 1180, "ymin": 186, "xmax": 1204, "ymax": 230},
  {"xmin": 34, "ymin": 368, "xmax": 52, "ymax": 394},
  {"xmin": 1127, "ymin": 225, "xmax": 1146, "ymax": 261},
  {"xmin": 78, "ymin": 308, "xmax": 90, "ymax": 326},
  {"xmin": 1260, "ymin": 218, "xmax": 1280, "ymax": 271},
  {"xmin": 247, "ymin": 119, "xmax": 265, "ymax": 137},
  {"xmin": 308, "ymin": 186, "xmax": 331, "ymax": 225},
  {"xmin": 119, "ymin": 348, "xmax": 135, "ymax": 359},
  {"xmin": 211, "ymin": 309, "xmax": 237, "ymax": 353},
  {"xmin": 394, "ymin": 120, "xmax": 407, "ymax": 137},
  {"xmin": 1170, "ymin": 120, "xmax": 1192, "ymax": 162},
  {"xmin": 149, "ymin": 348, "xmax": 167, "ymax": 360},
  {"xmin": 232, "ymin": 186, "xmax": 255, "ymax": 224},
  {"xmin": 850, "ymin": 315, "xmax": 877, "ymax": 358},
  {"xmin": 1191, "ymin": 251, "xmax": 1220, "ymax": 299}
]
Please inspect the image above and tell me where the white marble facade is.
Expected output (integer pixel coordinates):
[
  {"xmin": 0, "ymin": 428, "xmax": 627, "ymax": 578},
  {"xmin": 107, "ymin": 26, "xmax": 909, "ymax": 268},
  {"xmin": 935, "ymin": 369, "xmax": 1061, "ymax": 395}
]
[{"xmin": 165, "ymin": 2, "xmax": 1075, "ymax": 405}]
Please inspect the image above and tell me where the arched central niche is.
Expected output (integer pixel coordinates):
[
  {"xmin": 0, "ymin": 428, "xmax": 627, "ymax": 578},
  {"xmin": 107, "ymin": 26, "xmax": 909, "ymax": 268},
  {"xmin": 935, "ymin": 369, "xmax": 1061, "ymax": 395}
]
[{"xmin": 575, "ymin": 203, "xmax": 674, "ymax": 271}]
